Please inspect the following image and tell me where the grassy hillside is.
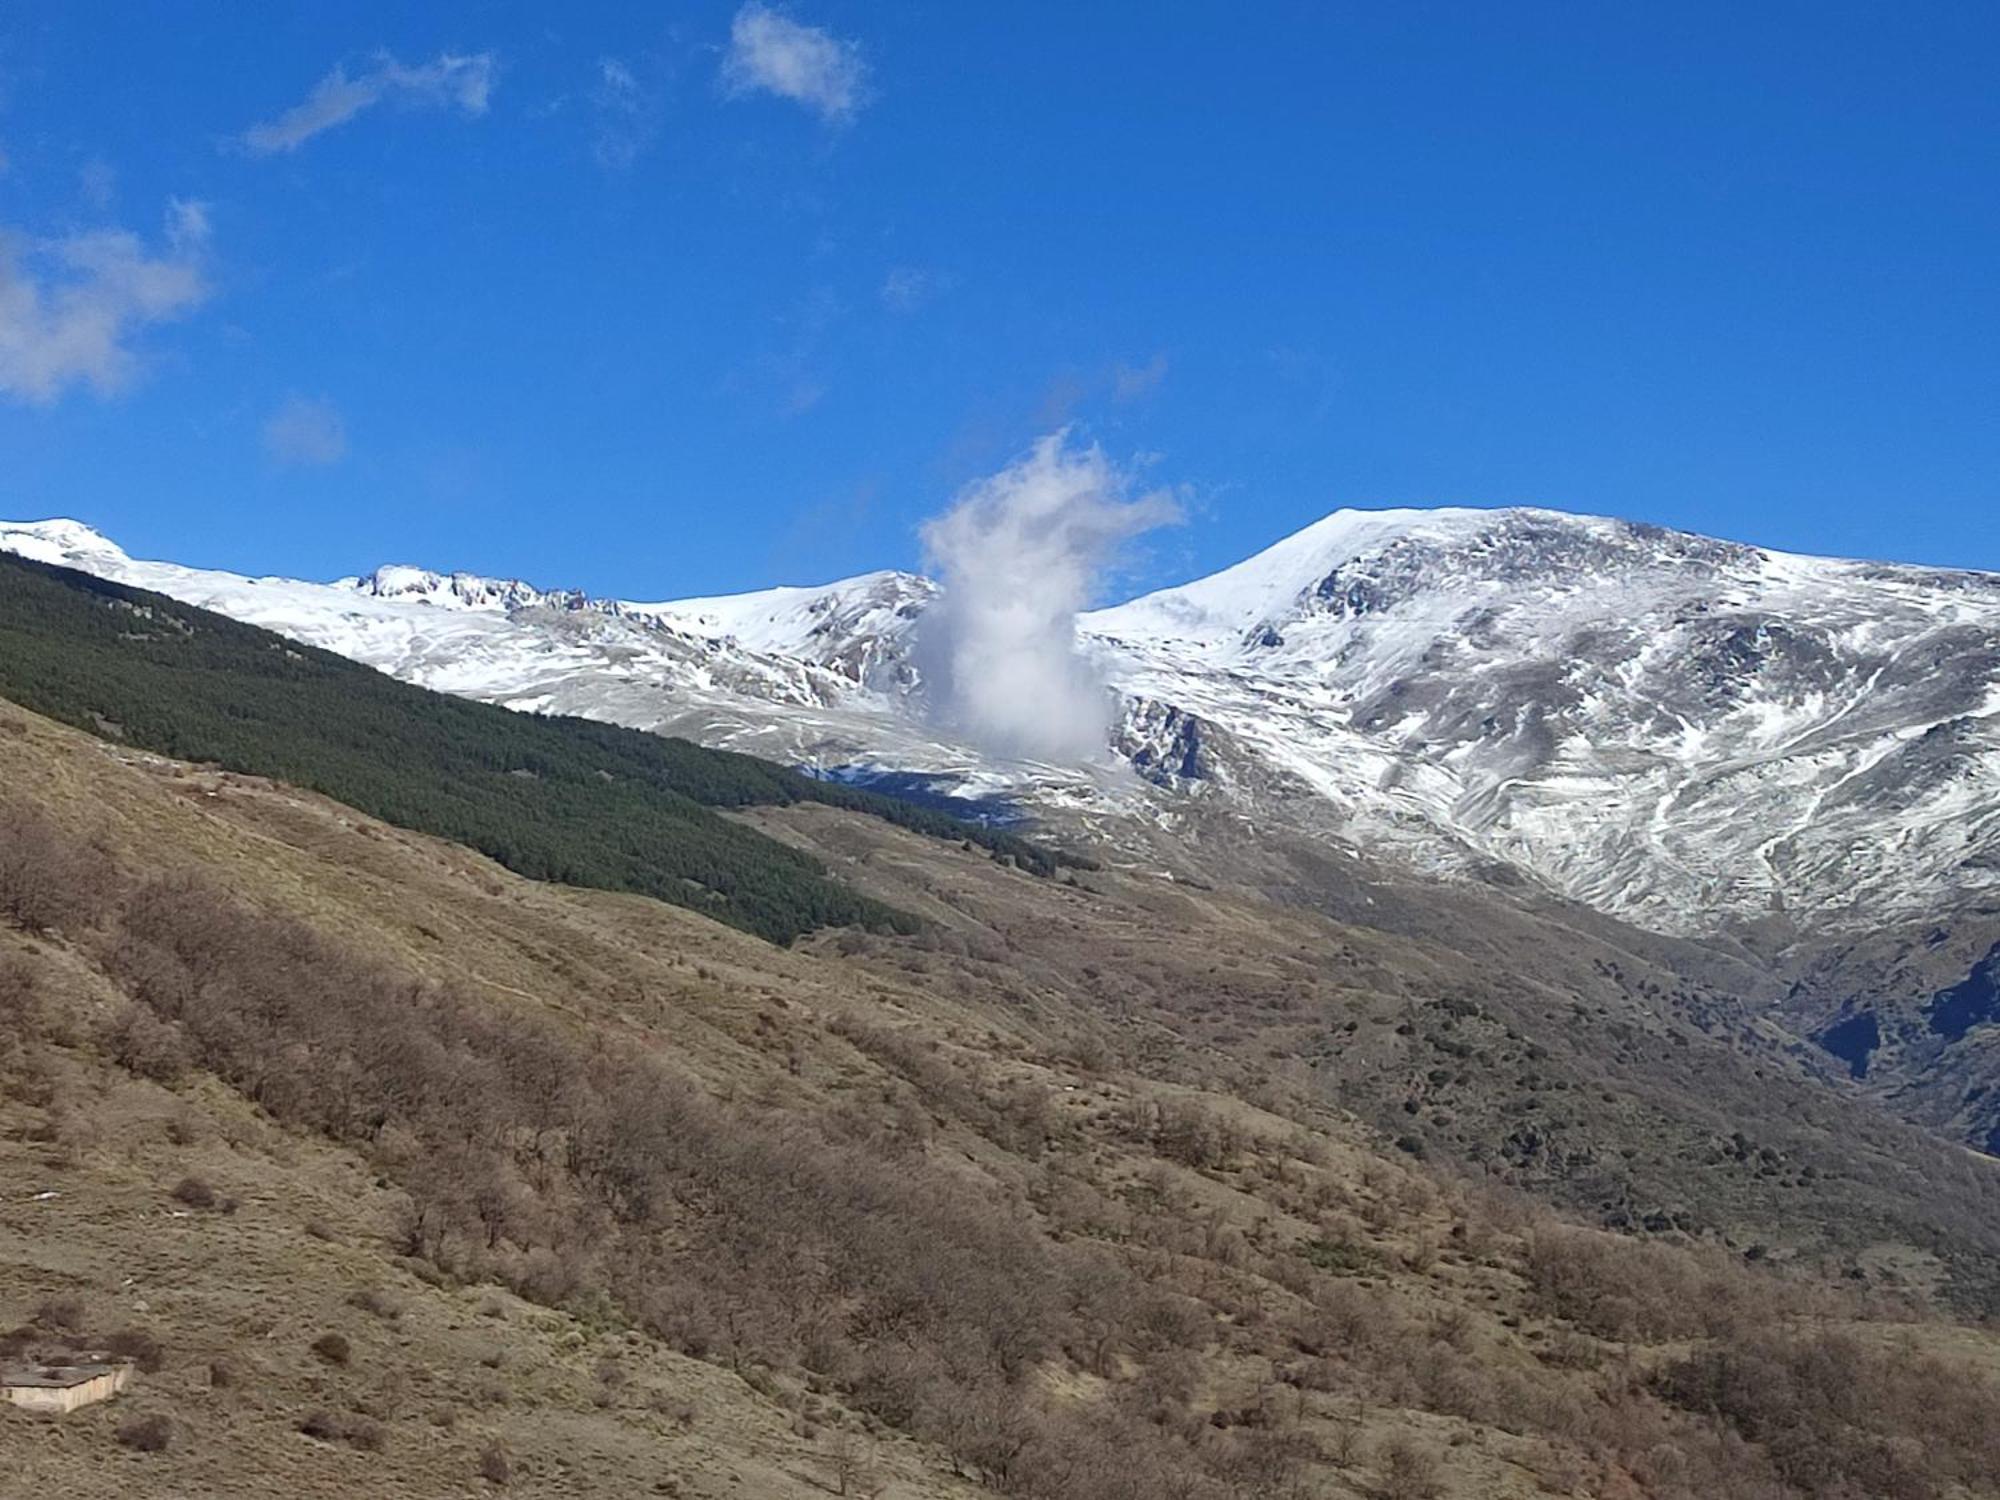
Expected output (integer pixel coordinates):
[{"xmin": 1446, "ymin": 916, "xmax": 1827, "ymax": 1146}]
[
  {"xmin": 0, "ymin": 549, "xmax": 1058, "ymax": 943},
  {"xmin": 746, "ymin": 802, "xmax": 2000, "ymax": 1319},
  {"xmin": 6, "ymin": 698, "xmax": 2000, "ymax": 1498}
]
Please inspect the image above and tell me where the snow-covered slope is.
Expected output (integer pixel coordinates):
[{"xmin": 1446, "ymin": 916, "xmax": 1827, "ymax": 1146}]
[
  {"xmin": 7, "ymin": 508, "xmax": 1999, "ymax": 937},
  {"xmin": 1084, "ymin": 508, "xmax": 2000, "ymax": 931},
  {"xmin": 0, "ymin": 518, "xmax": 1114, "ymax": 810}
]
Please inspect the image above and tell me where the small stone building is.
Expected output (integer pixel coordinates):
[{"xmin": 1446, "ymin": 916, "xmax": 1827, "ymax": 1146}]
[{"xmin": 0, "ymin": 1357, "xmax": 134, "ymax": 1414}]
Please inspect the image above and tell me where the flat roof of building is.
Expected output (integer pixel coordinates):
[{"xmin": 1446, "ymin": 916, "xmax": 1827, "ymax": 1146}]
[{"xmin": 1, "ymin": 1359, "xmax": 131, "ymax": 1389}]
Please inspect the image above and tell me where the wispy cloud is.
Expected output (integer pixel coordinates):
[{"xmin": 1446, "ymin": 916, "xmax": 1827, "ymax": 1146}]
[
  {"xmin": 241, "ymin": 51, "xmax": 498, "ymax": 155},
  {"xmin": 78, "ymin": 158, "xmax": 117, "ymax": 211},
  {"xmin": 0, "ymin": 198, "xmax": 212, "ymax": 404},
  {"xmin": 1112, "ymin": 352, "xmax": 1169, "ymax": 403},
  {"xmin": 722, "ymin": 4, "xmax": 867, "ymax": 123},
  {"xmin": 263, "ymin": 393, "xmax": 348, "ymax": 467},
  {"xmin": 726, "ymin": 286, "xmax": 842, "ymax": 418},
  {"xmin": 880, "ymin": 265, "xmax": 955, "ymax": 314},
  {"xmin": 590, "ymin": 56, "xmax": 664, "ymax": 170}
]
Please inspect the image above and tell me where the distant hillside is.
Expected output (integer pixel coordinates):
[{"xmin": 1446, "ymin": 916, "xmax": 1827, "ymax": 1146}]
[
  {"xmin": 7, "ymin": 697, "xmax": 2000, "ymax": 1500},
  {"xmin": 0, "ymin": 550, "xmax": 1057, "ymax": 943}
]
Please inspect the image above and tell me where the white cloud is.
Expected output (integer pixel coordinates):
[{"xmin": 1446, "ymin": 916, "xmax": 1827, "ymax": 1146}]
[
  {"xmin": 263, "ymin": 393, "xmax": 348, "ymax": 467},
  {"xmin": 916, "ymin": 432, "xmax": 1182, "ymax": 763},
  {"xmin": 591, "ymin": 55, "xmax": 663, "ymax": 170},
  {"xmin": 722, "ymin": 4, "xmax": 867, "ymax": 123},
  {"xmin": 880, "ymin": 265, "xmax": 955, "ymax": 313},
  {"xmin": 166, "ymin": 198, "xmax": 210, "ymax": 251},
  {"xmin": 241, "ymin": 51, "xmax": 498, "ymax": 154},
  {"xmin": 0, "ymin": 198, "xmax": 212, "ymax": 404}
]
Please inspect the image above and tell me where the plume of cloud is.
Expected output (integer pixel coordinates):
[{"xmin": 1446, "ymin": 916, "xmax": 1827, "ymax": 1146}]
[
  {"xmin": 722, "ymin": 4, "xmax": 867, "ymax": 123},
  {"xmin": 241, "ymin": 51, "xmax": 497, "ymax": 154},
  {"xmin": 0, "ymin": 198, "xmax": 211, "ymax": 404},
  {"xmin": 263, "ymin": 393, "xmax": 347, "ymax": 467},
  {"xmin": 917, "ymin": 432, "xmax": 1180, "ymax": 763}
]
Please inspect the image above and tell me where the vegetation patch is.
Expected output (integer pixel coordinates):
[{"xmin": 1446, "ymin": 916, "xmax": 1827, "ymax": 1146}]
[{"xmin": 0, "ymin": 552, "xmax": 1064, "ymax": 942}]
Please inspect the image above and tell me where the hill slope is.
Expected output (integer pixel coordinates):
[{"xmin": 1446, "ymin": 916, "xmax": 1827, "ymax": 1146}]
[
  {"xmin": 0, "ymin": 549, "xmax": 1056, "ymax": 944},
  {"xmin": 7, "ymin": 697, "xmax": 2000, "ymax": 1499}
]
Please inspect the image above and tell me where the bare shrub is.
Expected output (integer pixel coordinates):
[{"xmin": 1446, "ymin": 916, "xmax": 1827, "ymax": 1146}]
[
  {"xmin": 116, "ymin": 1413, "xmax": 173, "ymax": 1452},
  {"xmin": 299, "ymin": 1409, "xmax": 341, "ymax": 1441},
  {"xmin": 102, "ymin": 1004, "xmax": 188, "ymax": 1082},
  {"xmin": 1654, "ymin": 1326, "xmax": 2000, "ymax": 1499},
  {"xmin": 0, "ymin": 954, "xmax": 39, "ymax": 1029},
  {"xmin": 478, "ymin": 1442, "xmax": 512, "ymax": 1485},
  {"xmin": 310, "ymin": 1331, "xmax": 352, "ymax": 1367},
  {"xmin": 164, "ymin": 1103, "xmax": 207, "ymax": 1146},
  {"xmin": 1378, "ymin": 1438, "xmax": 1443, "ymax": 1500},
  {"xmin": 1152, "ymin": 1097, "xmax": 1240, "ymax": 1170},
  {"xmin": 299, "ymin": 1408, "xmax": 385, "ymax": 1450},
  {"xmin": 103, "ymin": 1325, "xmax": 166, "ymax": 1373},
  {"xmin": 34, "ymin": 1295, "xmax": 86, "ymax": 1331},
  {"xmin": 1524, "ymin": 1225, "xmax": 1764, "ymax": 1342},
  {"xmin": 171, "ymin": 1176, "xmax": 219, "ymax": 1210},
  {"xmin": 0, "ymin": 801, "xmax": 116, "ymax": 935},
  {"xmin": 822, "ymin": 1428, "xmax": 879, "ymax": 1497},
  {"xmin": 347, "ymin": 1288, "xmax": 402, "ymax": 1322}
]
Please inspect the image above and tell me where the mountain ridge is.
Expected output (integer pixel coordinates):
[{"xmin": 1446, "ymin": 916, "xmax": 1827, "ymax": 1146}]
[{"xmin": 6, "ymin": 507, "xmax": 1999, "ymax": 939}]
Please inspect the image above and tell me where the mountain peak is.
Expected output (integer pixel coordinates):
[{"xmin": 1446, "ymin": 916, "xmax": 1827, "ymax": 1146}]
[
  {"xmin": 1088, "ymin": 505, "xmax": 1758, "ymax": 650},
  {"xmin": 339, "ymin": 564, "xmax": 561, "ymax": 613},
  {"xmin": 0, "ymin": 517, "xmax": 132, "ymax": 568}
]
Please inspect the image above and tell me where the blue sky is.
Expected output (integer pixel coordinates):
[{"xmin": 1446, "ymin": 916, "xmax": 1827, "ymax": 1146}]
[{"xmin": 1, "ymin": 2, "xmax": 1995, "ymax": 598}]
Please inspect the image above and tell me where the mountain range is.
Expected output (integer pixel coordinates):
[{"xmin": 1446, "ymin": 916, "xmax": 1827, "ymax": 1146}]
[{"xmin": 8, "ymin": 507, "xmax": 1998, "ymax": 942}]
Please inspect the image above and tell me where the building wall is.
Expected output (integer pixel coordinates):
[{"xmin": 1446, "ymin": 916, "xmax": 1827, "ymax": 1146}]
[{"xmin": 2, "ymin": 1366, "xmax": 131, "ymax": 1414}]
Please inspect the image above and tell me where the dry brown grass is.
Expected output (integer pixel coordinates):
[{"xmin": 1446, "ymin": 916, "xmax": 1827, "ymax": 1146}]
[{"xmin": 4, "ymin": 697, "xmax": 2000, "ymax": 1499}]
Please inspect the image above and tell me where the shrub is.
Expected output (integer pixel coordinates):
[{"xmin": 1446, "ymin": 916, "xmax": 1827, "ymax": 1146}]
[
  {"xmin": 1378, "ymin": 1438, "xmax": 1443, "ymax": 1500},
  {"xmin": 299, "ymin": 1409, "xmax": 341, "ymax": 1441},
  {"xmin": 347, "ymin": 1288, "xmax": 401, "ymax": 1322},
  {"xmin": 103, "ymin": 1326, "xmax": 166, "ymax": 1373},
  {"xmin": 0, "ymin": 955, "xmax": 38, "ymax": 1026},
  {"xmin": 116, "ymin": 1413, "xmax": 173, "ymax": 1452},
  {"xmin": 171, "ymin": 1176, "xmax": 218, "ymax": 1210},
  {"xmin": 34, "ymin": 1295, "xmax": 86, "ymax": 1331},
  {"xmin": 299, "ymin": 1408, "xmax": 385, "ymax": 1451},
  {"xmin": 1654, "ymin": 1327, "xmax": 2000, "ymax": 1499},
  {"xmin": 103, "ymin": 1004, "xmax": 188, "ymax": 1082},
  {"xmin": 0, "ymin": 801, "xmax": 116, "ymax": 935},
  {"xmin": 310, "ymin": 1332, "xmax": 352, "ymax": 1367},
  {"xmin": 478, "ymin": 1442, "xmax": 512, "ymax": 1486}
]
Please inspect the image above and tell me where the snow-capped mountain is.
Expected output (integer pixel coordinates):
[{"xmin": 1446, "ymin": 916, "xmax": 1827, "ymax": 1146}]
[
  {"xmin": 6, "ymin": 508, "xmax": 1999, "ymax": 938},
  {"xmin": 1087, "ymin": 508, "xmax": 2000, "ymax": 933}
]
